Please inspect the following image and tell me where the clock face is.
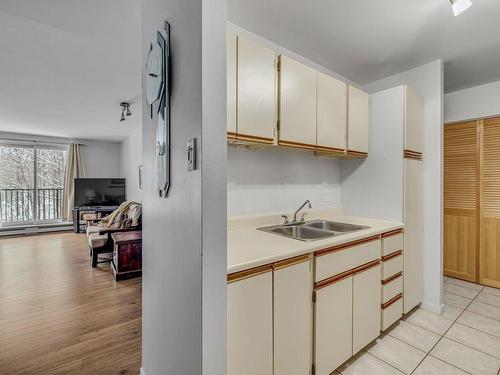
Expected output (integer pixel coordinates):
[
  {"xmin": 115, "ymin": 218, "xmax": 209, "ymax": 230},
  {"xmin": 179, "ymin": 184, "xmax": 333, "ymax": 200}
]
[{"xmin": 146, "ymin": 41, "xmax": 164, "ymax": 105}]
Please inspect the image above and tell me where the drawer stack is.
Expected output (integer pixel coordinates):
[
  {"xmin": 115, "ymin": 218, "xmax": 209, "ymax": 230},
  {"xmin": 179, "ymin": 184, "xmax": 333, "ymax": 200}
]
[{"xmin": 380, "ymin": 229, "xmax": 404, "ymax": 331}]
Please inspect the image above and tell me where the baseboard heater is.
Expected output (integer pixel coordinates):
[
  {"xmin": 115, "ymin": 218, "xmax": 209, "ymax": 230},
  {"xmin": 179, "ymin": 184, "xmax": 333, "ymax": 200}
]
[{"xmin": 0, "ymin": 223, "xmax": 73, "ymax": 237}]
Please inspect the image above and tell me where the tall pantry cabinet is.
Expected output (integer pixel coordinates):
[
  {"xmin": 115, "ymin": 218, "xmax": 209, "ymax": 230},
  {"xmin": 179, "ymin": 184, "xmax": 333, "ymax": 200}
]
[{"xmin": 341, "ymin": 85, "xmax": 424, "ymax": 314}]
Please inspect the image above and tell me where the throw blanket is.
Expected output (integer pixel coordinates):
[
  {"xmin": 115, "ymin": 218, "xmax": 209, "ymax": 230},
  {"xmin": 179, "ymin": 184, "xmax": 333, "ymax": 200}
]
[{"xmin": 100, "ymin": 201, "xmax": 142, "ymax": 229}]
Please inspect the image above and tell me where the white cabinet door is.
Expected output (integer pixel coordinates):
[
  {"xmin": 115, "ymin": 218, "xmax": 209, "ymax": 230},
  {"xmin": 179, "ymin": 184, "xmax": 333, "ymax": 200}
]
[
  {"xmin": 347, "ymin": 85, "xmax": 370, "ymax": 154},
  {"xmin": 317, "ymin": 72, "xmax": 347, "ymax": 151},
  {"xmin": 315, "ymin": 276, "xmax": 353, "ymax": 375},
  {"xmin": 227, "ymin": 30, "xmax": 237, "ymax": 134},
  {"xmin": 280, "ymin": 56, "xmax": 317, "ymax": 146},
  {"xmin": 237, "ymin": 36, "xmax": 277, "ymax": 140},
  {"xmin": 404, "ymin": 158, "xmax": 423, "ymax": 313},
  {"xmin": 274, "ymin": 258, "xmax": 313, "ymax": 375},
  {"xmin": 227, "ymin": 270, "xmax": 273, "ymax": 375},
  {"xmin": 352, "ymin": 262, "xmax": 381, "ymax": 354},
  {"xmin": 404, "ymin": 86, "xmax": 424, "ymax": 153}
]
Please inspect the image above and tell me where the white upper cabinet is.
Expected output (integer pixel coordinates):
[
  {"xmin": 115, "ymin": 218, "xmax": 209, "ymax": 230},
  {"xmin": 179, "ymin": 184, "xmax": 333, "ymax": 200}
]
[
  {"xmin": 237, "ymin": 36, "xmax": 277, "ymax": 141},
  {"xmin": 316, "ymin": 72, "xmax": 347, "ymax": 151},
  {"xmin": 227, "ymin": 33, "xmax": 369, "ymax": 158},
  {"xmin": 279, "ymin": 56, "xmax": 317, "ymax": 147},
  {"xmin": 404, "ymin": 86, "xmax": 424, "ymax": 153},
  {"xmin": 227, "ymin": 30, "xmax": 237, "ymax": 134},
  {"xmin": 348, "ymin": 85, "xmax": 370, "ymax": 154}
]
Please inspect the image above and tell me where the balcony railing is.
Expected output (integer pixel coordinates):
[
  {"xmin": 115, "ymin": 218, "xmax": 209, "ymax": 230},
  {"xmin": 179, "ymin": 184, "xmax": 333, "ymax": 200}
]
[{"xmin": 0, "ymin": 188, "xmax": 64, "ymax": 223}]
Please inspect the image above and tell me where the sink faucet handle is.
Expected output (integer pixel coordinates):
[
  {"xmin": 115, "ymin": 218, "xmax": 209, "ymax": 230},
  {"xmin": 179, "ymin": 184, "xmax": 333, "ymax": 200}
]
[
  {"xmin": 281, "ymin": 215, "xmax": 289, "ymax": 225},
  {"xmin": 300, "ymin": 212, "xmax": 308, "ymax": 222}
]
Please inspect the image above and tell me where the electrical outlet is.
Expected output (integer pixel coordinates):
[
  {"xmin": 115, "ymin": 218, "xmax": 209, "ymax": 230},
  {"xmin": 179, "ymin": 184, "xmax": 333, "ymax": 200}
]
[{"xmin": 323, "ymin": 190, "xmax": 334, "ymax": 202}]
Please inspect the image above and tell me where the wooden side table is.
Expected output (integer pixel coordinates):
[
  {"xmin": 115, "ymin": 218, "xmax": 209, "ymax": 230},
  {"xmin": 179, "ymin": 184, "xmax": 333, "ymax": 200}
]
[{"xmin": 111, "ymin": 231, "xmax": 142, "ymax": 280}]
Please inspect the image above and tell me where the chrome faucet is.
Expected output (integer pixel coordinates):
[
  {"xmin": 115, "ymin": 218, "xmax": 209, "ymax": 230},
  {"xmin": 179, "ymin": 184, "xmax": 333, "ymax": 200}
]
[{"xmin": 292, "ymin": 200, "xmax": 312, "ymax": 224}]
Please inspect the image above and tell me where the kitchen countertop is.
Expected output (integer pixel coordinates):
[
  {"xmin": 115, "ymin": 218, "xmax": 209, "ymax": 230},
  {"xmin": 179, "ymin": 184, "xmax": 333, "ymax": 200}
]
[{"xmin": 227, "ymin": 208, "xmax": 404, "ymax": 274}]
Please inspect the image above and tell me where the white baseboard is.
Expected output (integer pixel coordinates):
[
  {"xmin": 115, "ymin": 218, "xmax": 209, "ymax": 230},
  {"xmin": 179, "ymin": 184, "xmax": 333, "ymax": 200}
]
[
  {"xmin": 0, "ymin": 224, "xmax": 72, "ymax": 237},
  {"xmin": 420, "ymin": 301, "xmax": 444, "ymax": 314},
  {"xmin": 140, "ymin": 367, "xmax": 146, "ymax": 375}
]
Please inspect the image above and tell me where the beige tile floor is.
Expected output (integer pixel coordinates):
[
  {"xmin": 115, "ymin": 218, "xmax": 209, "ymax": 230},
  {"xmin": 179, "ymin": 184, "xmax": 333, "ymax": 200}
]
[{"xmin": 335, "ymin": 277, "xmax": 500, "ymax": 375}]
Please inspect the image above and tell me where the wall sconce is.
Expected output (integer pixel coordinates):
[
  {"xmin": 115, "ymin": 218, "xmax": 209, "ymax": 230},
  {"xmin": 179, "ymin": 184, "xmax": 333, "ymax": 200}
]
[{"xmin": 120, "ymin": 102, "xmax": 132, "ymax": 121}]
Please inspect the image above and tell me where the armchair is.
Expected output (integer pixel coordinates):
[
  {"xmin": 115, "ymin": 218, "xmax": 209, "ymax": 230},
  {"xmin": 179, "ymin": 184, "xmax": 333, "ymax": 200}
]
[{"xmin": 86, "ymin": 202, "xmax": 142, "ymax": 267}]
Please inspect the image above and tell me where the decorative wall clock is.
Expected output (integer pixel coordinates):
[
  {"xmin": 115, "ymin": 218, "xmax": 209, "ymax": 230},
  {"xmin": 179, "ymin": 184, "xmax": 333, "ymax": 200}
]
[{"xmin": 146, "ymin": 21, "xmax": 171, "ymax": 198}]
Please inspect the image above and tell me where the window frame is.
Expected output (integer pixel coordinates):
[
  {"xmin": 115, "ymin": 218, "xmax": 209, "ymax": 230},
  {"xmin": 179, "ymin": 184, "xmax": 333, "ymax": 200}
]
[{"xmin": 0, "ymin": 140, "xmax": 68, "ymax": 226}]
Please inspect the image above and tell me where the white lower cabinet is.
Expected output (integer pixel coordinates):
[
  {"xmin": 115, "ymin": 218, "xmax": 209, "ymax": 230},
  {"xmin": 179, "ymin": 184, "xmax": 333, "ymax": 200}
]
[
  {"xmin": 352, "ymin": 262, "xmax": 382, "ymax": 354},
  {"xmin": 227, "ymin": 270, "xmax": 273, "ymax": 375},
  {"xmin": 274, "ymin": 258, "xmax": 313, "ymax": 375},
  {"xmin": 314, "ymin": 275, "xmax": 353, "ymax": 375},
  {"xmin": 228, "ymin": 235, "xmax": 405, "ymax": 375}
]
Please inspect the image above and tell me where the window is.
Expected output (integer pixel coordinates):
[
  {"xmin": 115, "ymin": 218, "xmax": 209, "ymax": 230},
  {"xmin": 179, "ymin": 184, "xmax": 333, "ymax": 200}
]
[{"xmin": 0, "ymin": 143, "xmax": 67, "ymax": 225}]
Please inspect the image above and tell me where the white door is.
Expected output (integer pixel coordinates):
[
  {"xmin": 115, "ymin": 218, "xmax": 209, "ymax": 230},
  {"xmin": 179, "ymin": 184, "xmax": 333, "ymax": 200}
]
[
  {"xmin": 317, "ymin": 72, "xmax": 347, "ymax": 151},
  {"xmin": 347, "ymin": 85, "xmax": 369, "ymax": 154},
  {"xmin": 352, "ymin": 263, "xmax": 382, "ymax": 354},
  {"xmin": 226, "ymin": 30, "xmax": 237, "ymax": 134},
  {"xmin": 404, "ymin": 158, "xmax": 424, "ymax": 313},
  {"xmin": 314, "ymin": 276, "xmax": 353, "ymax": 375},
  {"xmin": 237, "ymin": 36, "xmax": 276, "ymax": 140},
  {"xmin": 404, "ymin": 86, "xmax": 424, "ymax": 153},
  {"xmin": 274, "ymin": 258, "xmax": 313, "ymax": 375},
  {"xmin": 280, "ymin": 55, "xmax": 317, "ymax": 146},
  {"xmin": 227, "ymin": 271, "xmax": 273, "ymax": 375}
]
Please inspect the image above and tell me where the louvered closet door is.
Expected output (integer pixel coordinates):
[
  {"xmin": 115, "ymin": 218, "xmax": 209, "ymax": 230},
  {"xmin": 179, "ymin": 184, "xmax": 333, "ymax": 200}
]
[
  {"xmin": 480, "ymin": 117, "xmax": 500, "ymax": 287},
  {"xmin": 444, "ymin": 121, "xmax": 479, "ymax": 282}
]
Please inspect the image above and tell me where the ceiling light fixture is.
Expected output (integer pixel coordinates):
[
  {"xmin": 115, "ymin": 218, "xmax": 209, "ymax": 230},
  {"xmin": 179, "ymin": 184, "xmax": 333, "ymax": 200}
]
[
  {"xmin": 450, "ymin": 0, "xmax": 472, "ymax": 16},
  {"xmin": 120, "ymin": 102, "xmax": 132, "ymax": 122}
]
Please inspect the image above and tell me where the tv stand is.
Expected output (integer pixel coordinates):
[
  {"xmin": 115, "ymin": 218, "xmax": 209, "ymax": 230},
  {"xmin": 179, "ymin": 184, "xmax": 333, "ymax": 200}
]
[{"xmin": 72, "ymin": 206, "xmax": 118, "ymax": 233}]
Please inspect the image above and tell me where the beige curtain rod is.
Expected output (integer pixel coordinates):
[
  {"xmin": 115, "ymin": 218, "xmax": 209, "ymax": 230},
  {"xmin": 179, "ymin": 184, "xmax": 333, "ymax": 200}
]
[{"xmin": 0, "ymin": 137, "xmax": 87, "ymax": 147}]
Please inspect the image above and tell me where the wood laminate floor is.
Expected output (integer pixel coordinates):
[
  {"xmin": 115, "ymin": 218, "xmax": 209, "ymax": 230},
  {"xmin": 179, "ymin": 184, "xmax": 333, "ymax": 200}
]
[{"xmin": 0, "ymin": 232, "xmax": 142, "ymax": 375}]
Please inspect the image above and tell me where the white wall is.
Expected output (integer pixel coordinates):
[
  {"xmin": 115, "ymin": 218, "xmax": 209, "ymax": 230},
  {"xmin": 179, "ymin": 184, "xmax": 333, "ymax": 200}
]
[
  {"xmin": 228, "ymin": 147, "xmax": 341, "ymax": 216},
  {"xmin": 0, "ymin": 131, "xmax": 121, "ymax": 178},
  {"xmin": 82, "ymin": 140, "xmax": 121, "ymax": 178},
  {"xmin": 445, "ymin": 80, "xmax": 500, "ymax": 123},
  {"xmin": 364, "ymin": 60, "xmax": 444, "ymax": 313},
  {"xmin": 141, "ymin": 0, "xmax": 226, "ymax": 374},
  {"xmin": 120, "ymin": 125, "xmax": 143, "ymax": 202},
  {"xmin": 341, "ymin": 86, "xmax": 405, "ymax": 222},
  {"xmin": 202, "ymin": 1, "xmax": 227, "ymax": 373}
]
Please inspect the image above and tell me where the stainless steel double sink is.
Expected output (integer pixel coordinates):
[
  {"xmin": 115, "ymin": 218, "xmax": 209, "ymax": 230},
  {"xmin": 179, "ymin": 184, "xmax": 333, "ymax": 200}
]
[{"xmin": 258, "ymin": 220, "xmax": 370, "ymax": 241}]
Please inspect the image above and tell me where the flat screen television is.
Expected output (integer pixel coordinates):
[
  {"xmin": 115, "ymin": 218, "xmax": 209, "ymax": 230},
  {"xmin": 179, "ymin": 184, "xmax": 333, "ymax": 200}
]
[{"xmin": 74, "ymin": 178, "xmax": 126, "ymax": 208}]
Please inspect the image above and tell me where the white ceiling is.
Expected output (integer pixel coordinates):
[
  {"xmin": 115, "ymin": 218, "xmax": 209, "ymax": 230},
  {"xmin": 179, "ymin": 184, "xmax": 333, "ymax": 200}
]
[
  {"xmin": 228, "ymin": 0, "xmax": 500, "ymax": 93},
  {"xmin": 0, "ymin": 0, "xmax": 141, "ymax": 142},
  {"xmin": 1, "ymin": 0, "xmax": 498, "ymax": 142}
]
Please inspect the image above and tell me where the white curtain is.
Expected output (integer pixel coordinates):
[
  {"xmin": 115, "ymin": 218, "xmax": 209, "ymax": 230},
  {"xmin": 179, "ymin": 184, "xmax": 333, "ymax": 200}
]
[{"xmin": 62, "ymin": 143, "xmax": 85, "ymax": 221}]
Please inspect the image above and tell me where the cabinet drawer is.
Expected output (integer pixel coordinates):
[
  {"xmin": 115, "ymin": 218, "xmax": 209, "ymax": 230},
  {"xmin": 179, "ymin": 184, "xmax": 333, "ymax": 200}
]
[
  {"xmin": 315, "ymin": 237, "xmax": 381, "ymax": 282},
  {"xmin": 381, "ymin": 295, "xmax": 403, "ymax": 331},
  {"xmin": 381, "ymin": 253, "xmax": 403, "ymax": 280},
  {"xmin": 382, "ymin": 231, "xmax": 404, "ymax": 256},
  {"xmin": 382, "ymin": 274, "xmax": 403, "ymax": 304}
]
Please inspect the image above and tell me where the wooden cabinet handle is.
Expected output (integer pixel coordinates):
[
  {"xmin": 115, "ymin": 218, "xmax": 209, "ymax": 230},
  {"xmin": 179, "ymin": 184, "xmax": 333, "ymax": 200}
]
[
  {"xmin": 314, "ymin": 235, "xmax": 381, "ymax": 257},
  {"xmin": 382, "ymin": 294, "xmax": 403, "ymax": 309}
]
